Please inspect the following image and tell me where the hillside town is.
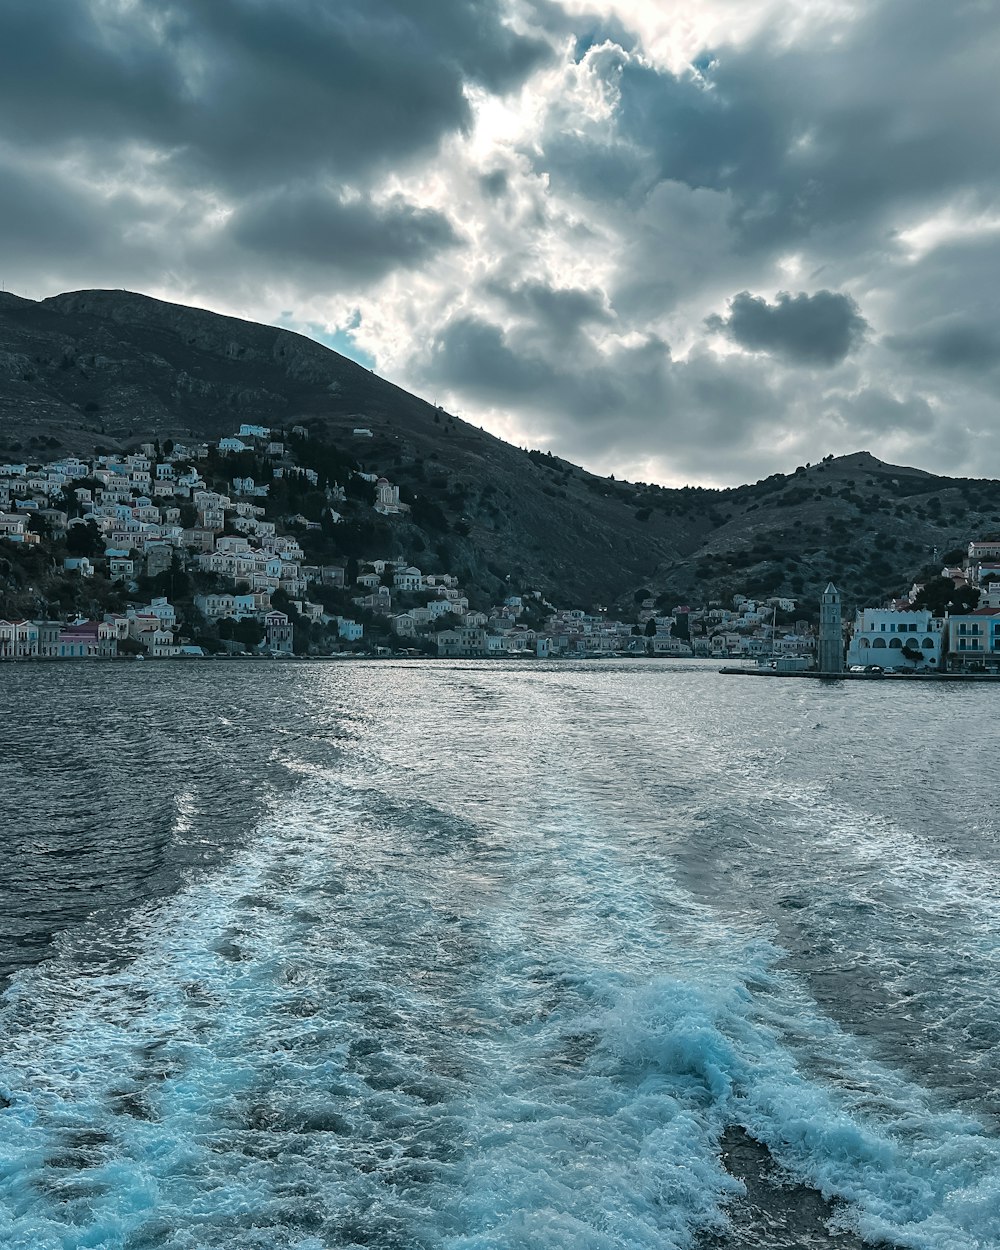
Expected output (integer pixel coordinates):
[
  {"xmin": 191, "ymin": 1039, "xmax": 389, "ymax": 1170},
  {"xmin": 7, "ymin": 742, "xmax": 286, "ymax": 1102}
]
[
  {"xmin": 0, "ymin": 424, "xmax": 801, "ymax": 661},
  {"xmin": 0, "ymin": 426, "xmax": 999, "ymax": 672}
]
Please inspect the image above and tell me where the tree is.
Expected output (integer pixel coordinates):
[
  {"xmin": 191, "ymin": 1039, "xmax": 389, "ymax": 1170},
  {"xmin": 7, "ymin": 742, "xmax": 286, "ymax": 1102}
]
[
  {"xmin": 345, "ymin": 475, "xmax": 375, "ymax": 505},
  {"xmin": 952, "ymin": 584, "xmax": 982, "ymax": 614},
  {"xmin": 235, "ymin": 619, "xmax": 264, "ymax": 648},
  {"xmin": 66, "ymin": 520, "xmax": 102, "ymax": 556},
  {"xmin": 913, "ymin": 576, "xmax": 980, "ymax": 616},
  {"xmin": 219, "ymin": 617, "xmax": 264, "ymax": 648},
  {"xmin": 410, "ymin": 494, "xmax": 449, "ymax": 532},
  {"xmin": 644, "ymin": 617, "xmax": 657, "ymax": 637},
  {"xmin": 27, "ymin": 513, "xmax": 51, "ymax": 540}
]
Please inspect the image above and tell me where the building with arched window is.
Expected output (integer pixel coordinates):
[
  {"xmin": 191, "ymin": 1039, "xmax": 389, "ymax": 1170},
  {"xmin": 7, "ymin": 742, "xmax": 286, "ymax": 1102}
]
[{"xmin": 846, "ymin": 608, "xmax": 944, "ymax": 670}]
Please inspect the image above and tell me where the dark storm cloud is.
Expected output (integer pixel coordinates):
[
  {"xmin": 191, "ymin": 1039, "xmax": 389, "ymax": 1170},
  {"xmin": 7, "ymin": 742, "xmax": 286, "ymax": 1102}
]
[
  {"xmin": 3, "ymin": 0, "xmax": 999, "ymax": 484},
  {"xmin": 0, "ymin": 152, "xmax": 171, "ymax": 291},
  {"xmin": 426, "ymin": 312, "xmax": 673, "ymax": 426},
  {"xmin": 427, "ymin": 316, "xmax": 550, "ymax": 397},
  {"xmin": 535, "ymin": 131, "xmax": 650, "ymax": 204},
  {"xmin": 841, "ymin": 388, "xmax": 936, "ymax": 437},
  {"xmin": 486, "ymin": 280, "xmax": 613, "ymax": 339},
  {"xmin": 0, "ymin": 0, "xmax": 550, "ymax": 189},
  {"xmin": 420, "ymin": 304, "xmax": 971, "ymax": 484},
  {"xmin": 537, "ymin": 2, "xmax": 1000, "ymax": 254},
  {"xmin": 707, "ymin": 290, "xmax": 869, "ymax": 366},
  {"xmin": 228, "ymin": 186, "xmax": 461, "ymax": 281},
  {"xmin": 421, "ymin": 312, "xmax": 801, "ymax": 482},
  {"xmin": 887, "ymin": 318, "xmax": 1000, "ymax": 376},
  {"xmin": 0, "ymin": 159, "xmax": 111, "ymax": 255}
]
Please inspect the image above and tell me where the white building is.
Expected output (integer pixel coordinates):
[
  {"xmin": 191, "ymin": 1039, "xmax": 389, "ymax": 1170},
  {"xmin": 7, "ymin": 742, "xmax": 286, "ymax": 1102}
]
[
  {"xmin": 0, "ymin": 512, "xmax": 26, "ymax": 537},
  {"xmin": 374, "ymin": 477, "xmax": 403, "ymax": 515},
  {"xmin": 393, "ymin": 566, "xmax": 423, "ymax": 592},
  {"xmin": 0, "ymin": 619, "xmax": 39, "ymax": 658},
  {"xmin": 847, "ymin": 608, "xmax": 944, "ymax": 670}
]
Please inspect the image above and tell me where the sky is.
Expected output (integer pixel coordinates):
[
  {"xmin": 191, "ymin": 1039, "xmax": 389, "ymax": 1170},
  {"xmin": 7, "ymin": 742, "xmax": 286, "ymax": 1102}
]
[{"xmin": 1, "ymin": 0, "xmax": 999, "ymax": 487}]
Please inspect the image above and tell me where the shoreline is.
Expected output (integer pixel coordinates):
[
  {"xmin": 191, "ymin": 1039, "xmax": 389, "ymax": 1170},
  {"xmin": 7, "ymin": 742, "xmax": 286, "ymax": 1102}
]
[{"xmin": 719, "ymin": 666, "xmax": 1000, "ymax": 681}]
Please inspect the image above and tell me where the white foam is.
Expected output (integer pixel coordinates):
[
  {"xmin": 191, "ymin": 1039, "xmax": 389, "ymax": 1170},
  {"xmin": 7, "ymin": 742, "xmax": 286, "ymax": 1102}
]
[{"xmin": 1, "ymin": 695, "xmax": 998, "ymax": 1249}]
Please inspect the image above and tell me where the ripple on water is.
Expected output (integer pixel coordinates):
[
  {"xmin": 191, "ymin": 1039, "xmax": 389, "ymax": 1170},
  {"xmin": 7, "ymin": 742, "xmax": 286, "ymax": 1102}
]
[{"xmin": 1, "ymin": 661, "xmax": 999, "ymax": 1250}]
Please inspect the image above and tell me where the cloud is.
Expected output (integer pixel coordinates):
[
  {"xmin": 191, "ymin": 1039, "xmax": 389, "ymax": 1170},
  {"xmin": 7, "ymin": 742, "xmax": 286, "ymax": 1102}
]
[
  {"xmin": 427, "ymin": 315, "xmax": 550, "ymax": 397},
  {"xmin": 0, "ymin": 0, "xmax": 551, "ymax": 189},
  {"xmin": 603, "ymin": 1, "xmax": 1000, "ymax": 253},
  {"xmin": 887, "ymin": 317, "xmax": 1000, "ymax": 376},
  {"xmin": 706, "ymin": 290, "xmax": 869, "ymax": 366},
  {"xmin": 419, "ymin": 311, "xmax": 784, "ymax": 483},
  {"xmin": 485, "ymin": 280, "xmax": 614, "ymax": 347},
  {"xmin": 2, "ymin": 0, "xmax": 1000, "ymax": 484},
  {"xmin": 227, "ymin": 185, "xmax": 461, "ymax": 282}
]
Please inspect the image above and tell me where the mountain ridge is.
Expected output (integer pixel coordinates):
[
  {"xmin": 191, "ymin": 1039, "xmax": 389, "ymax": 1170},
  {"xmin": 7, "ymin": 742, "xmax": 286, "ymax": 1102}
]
[{"xmin": 1, "ymin": 288, "xmax": 996, "ymax": 611}]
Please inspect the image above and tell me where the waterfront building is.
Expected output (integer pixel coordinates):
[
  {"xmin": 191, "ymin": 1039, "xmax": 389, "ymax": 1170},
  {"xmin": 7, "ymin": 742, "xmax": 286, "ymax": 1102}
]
[
  {"xmin": 265, "ymin": 610, "xmax": 294, "ymax": 654},
  {"xmin": 56, "ymin": 621, "xmax": 118, "ymax": 658},
  {"xmin": 0, "ymin": 619, "xmax": 39, "ymax": 658},
  {"xmin": 436, "ymin": 626, "xmax": 488, "ymax": 657},
  {"xmin": 945, "ymin": 607, "xmax": 1000, "ymax": 670},
  {"xmin": 846, "ymin": 608, "xmax": 944, "ymax": 670}
]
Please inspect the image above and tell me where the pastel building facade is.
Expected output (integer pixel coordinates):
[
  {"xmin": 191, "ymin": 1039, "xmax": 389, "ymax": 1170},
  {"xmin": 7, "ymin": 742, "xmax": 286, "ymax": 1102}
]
[{"xmin": 945, "ymin": 608, "xmax": 1000, "ymax": 669}]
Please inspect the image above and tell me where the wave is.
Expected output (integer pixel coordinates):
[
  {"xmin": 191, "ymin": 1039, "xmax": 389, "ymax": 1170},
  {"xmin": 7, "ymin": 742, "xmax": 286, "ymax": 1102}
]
[{"xmin": 1, "ymin": 769, "xmax": 998, "ymax": 1250}]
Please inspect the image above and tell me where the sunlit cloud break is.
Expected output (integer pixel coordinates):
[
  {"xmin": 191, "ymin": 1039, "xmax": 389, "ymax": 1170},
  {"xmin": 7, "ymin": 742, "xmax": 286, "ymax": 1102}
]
[{"xmin": 1, "ymin": 0, "xmax": 998, "ymax": 485}]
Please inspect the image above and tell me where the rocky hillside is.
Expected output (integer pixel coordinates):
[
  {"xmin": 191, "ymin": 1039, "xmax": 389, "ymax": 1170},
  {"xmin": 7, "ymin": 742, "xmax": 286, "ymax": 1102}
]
[
  {"xmin": 1, "ymin": 289, "xmax": 997, "ymax": 611},
  {"xmin": 642, "ymin": 451, "xmax": 1000, "ymax": 615},
  {"xmin": 0, "ymin": 288, "xmax": 699, "ymax": 604}
]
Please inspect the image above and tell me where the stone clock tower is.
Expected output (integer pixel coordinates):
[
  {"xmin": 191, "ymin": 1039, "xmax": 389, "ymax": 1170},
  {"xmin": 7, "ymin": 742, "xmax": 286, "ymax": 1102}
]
[{"xmin": 818, "ymin": 583, "xmax": 844, "ymax": 674}]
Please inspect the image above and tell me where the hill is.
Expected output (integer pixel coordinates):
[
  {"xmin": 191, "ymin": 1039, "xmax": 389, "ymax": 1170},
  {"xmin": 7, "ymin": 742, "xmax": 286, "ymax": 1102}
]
[
  {"xmin": 1, "ymin": 288, "xmax": 998, "ymax": 612},
  {"xmin": 0, "ymin": 288, "xmax": 695, "ymax": 605},
  {"xmin": 645, "ymin": 450, "xmax": 1000, "ymax": 616}
]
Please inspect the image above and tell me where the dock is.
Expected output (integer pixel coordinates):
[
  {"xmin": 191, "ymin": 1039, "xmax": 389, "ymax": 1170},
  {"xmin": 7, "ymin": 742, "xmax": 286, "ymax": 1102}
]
[{"xmin": 719, "ymin": 667, "xmax": 1000, "ymax": 682}]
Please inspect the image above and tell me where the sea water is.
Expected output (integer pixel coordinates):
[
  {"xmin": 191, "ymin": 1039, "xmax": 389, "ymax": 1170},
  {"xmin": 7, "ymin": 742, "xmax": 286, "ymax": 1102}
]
[{"xmin": 0, "ymin": 660, "xmax": 998, "ymax": 1249}]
